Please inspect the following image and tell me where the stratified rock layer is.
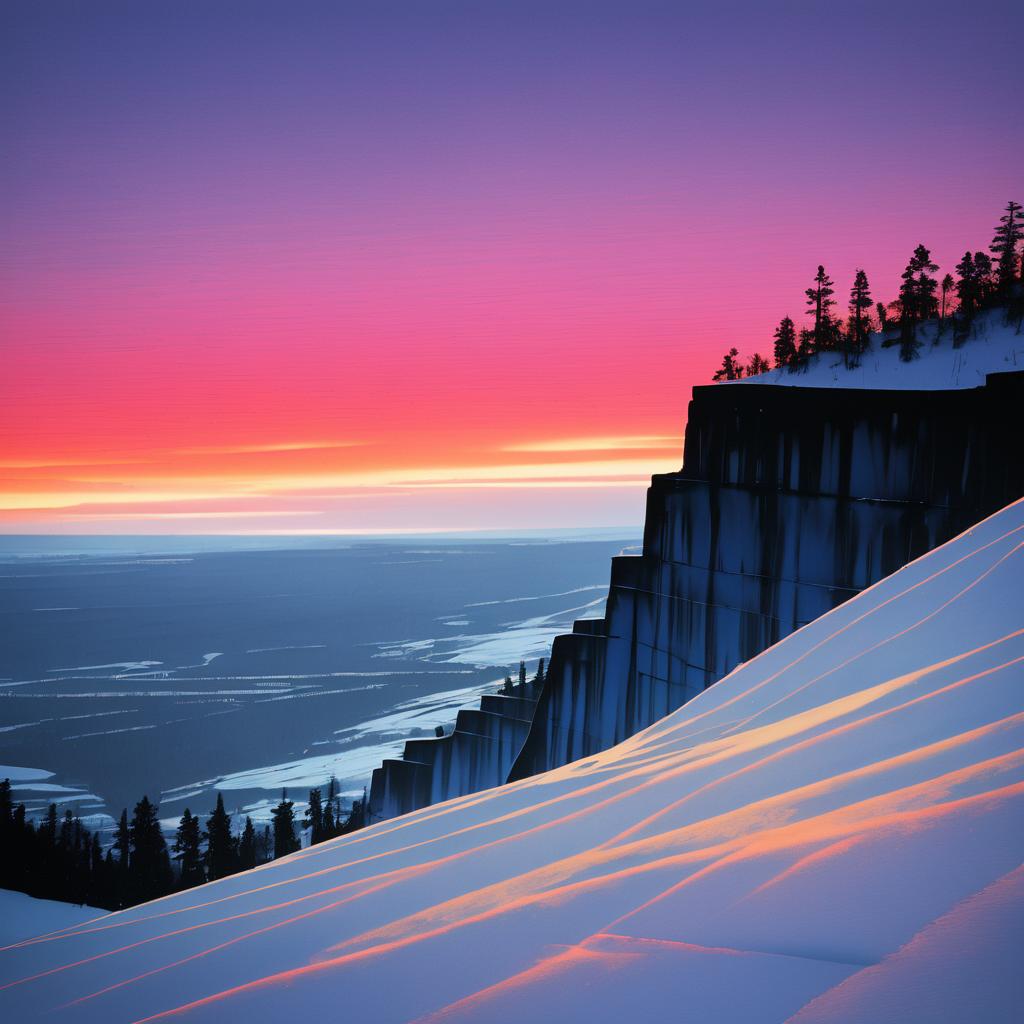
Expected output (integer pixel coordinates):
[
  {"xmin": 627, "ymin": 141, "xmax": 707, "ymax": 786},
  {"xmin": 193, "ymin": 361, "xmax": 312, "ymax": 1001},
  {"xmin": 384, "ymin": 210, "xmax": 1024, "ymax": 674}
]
[{"xmin": 369, "ymin": 683, "xmax": 542, "ymax": 821}]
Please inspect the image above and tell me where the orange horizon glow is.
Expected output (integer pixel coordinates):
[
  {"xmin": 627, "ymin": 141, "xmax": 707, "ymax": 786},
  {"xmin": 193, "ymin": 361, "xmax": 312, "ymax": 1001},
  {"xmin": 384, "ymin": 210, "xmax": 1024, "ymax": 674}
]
[{"xmin": 0, "ymin": 435, "xmax": 681, "ymax": 533}]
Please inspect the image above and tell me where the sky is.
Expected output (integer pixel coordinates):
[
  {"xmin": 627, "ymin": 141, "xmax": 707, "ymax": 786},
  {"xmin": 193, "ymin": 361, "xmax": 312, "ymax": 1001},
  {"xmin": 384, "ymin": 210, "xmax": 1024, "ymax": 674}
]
[{"xmin": 2, "ymin": 1, "xmax": 1022, "ymax": 534}]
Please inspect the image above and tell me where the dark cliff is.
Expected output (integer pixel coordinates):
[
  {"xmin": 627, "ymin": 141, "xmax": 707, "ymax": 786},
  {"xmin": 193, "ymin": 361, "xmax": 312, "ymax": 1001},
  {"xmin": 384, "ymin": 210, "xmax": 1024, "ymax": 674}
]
[{"xmin": 370, "ymin": 369, "xmax": 1024, "ymax": 819}]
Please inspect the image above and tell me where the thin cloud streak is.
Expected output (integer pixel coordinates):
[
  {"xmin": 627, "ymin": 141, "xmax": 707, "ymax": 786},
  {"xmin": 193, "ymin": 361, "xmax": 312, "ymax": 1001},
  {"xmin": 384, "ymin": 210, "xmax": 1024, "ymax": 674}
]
[
  {"xmin": 503, "ymin": 435, "xmax": 680, "ymax": 453},
  {"xmin": 59, "ymin": 510, "xmax": 324, "ymax": 521},
  {"xmin": 174, "ymin": 441, "xmax": 367, "ymax": 455}
]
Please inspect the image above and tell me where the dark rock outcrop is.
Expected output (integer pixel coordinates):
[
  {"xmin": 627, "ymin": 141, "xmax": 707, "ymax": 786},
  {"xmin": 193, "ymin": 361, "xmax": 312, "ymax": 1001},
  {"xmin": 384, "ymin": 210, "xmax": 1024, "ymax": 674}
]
[
  {"xmin": 370, "ymin": 369, "xmax": 1024, "ymax": 820},
  {"xmin": 369, "ymin": 683, "xmax": 541, "ymax": 822},
  {"xmin": 511, "ymin": 370, "xmax": 1024, "ymax": 779}
]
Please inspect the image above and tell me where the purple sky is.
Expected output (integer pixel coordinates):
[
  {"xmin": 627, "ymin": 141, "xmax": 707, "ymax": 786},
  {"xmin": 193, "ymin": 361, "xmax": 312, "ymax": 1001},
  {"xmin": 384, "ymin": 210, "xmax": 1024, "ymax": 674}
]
[{"xmin": 2, "ymin": 1, "xmax": 1022, "ymax": 532}]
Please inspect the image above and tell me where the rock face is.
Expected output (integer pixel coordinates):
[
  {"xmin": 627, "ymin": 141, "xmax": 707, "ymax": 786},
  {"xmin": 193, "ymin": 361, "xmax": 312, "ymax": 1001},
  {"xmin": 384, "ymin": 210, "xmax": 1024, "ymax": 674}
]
[
  {"xmin": 370, "ymin": 369, "xmax": 1024, "ymax": 819},
  {"xmin": 369, "ymin": 684, "xmax": 542, "ymax": 822}
]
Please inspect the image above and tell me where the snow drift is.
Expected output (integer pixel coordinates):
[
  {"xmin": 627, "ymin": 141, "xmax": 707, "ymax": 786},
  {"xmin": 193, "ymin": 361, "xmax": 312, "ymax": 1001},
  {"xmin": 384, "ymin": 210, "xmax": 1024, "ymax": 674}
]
[
  {"xmin": 0, "ymin": 891, "xmax": 107, "ymax": 947},
  {"xmin": 2, "ymin": 499, "xmax": 1023, "ymax": 1023}
]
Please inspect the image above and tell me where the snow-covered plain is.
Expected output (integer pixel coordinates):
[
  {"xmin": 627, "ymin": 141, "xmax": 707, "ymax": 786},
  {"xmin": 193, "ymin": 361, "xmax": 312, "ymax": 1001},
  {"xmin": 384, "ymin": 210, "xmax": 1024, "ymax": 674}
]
[
  {"xmin": 735, "ymin": 311, "xmax": 1022, "ymax": 389},
  {"xmin": 0, "ymin": 891, "xmax": 107, "ymax": 946},
  {"xmin": 2, "ymin": 500, "xmax": 1022, "ymax": 1022}
]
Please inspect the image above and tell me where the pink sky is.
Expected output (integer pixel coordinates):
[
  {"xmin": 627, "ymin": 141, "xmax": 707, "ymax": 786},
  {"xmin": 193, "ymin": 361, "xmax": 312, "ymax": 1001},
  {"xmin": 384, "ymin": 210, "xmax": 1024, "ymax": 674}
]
[{"xmin": 2, "ymin": 2, "xmax": 1021, "ymax": 532}]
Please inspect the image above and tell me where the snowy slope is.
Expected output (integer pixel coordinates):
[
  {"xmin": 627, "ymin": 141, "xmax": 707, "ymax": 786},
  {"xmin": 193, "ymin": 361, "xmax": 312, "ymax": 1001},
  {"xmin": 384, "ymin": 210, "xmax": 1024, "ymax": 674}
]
[
  {"xmin": 0, "ymin": 891, "xmax": 107, "ymax": 946},
  {"xmin": 733, "ymin": 311, "xmax": 1022, "ymax": 389},
  {"xmin": 2, "ymin": 500, "xmax": 1023, "ymax": 1023}
]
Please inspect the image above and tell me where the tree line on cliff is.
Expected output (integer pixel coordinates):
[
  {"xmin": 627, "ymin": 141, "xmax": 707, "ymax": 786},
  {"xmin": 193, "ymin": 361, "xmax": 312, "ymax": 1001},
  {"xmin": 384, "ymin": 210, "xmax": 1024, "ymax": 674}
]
[
  {"xmin": 0, "ymin": 776, "xmax": 365, "ymax": 911},
  {"xmin": 712, "ymin": 200, "xmax": 1024, "ymax": 380}
]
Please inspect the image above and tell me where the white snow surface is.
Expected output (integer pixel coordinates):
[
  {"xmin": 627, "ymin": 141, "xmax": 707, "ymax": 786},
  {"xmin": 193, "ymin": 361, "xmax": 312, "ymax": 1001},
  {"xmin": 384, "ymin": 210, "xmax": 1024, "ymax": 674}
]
[
  {"xmin": 0, "ymin": 891, "xmax": 107, "ymax": 946},
  {"xmin": 2, "ymin": 499, "xmax": 1023, "ymax": 1023},
  {"xmin": 732, "ymin": 311, "xmax": 1022, "ymax": 389}
]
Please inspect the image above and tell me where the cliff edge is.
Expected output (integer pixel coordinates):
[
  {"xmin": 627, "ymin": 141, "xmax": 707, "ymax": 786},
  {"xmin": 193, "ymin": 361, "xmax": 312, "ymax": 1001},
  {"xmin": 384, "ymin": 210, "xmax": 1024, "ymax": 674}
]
[{"xmin": 369, "ymin": 317, "xmax": 1024, "ymax": 820}]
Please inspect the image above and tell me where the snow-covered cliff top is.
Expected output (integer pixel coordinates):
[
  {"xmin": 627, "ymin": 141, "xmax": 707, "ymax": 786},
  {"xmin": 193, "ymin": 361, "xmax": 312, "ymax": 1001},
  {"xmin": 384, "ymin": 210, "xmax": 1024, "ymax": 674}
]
[
  {"xmin": 2, "ymin": 498, "xmax": 1022, "ymax": 1023},
  {"xmin": 733, "ymin": 312, "xmax": 1022, "ymax": 390}
]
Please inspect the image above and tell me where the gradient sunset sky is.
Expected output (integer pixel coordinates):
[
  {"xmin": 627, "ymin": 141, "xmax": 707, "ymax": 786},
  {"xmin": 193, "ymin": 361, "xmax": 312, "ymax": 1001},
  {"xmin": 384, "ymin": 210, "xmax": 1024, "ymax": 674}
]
[{"xmin": 2, "ymin": 1, "xmax": 1022, "ymax": 533}]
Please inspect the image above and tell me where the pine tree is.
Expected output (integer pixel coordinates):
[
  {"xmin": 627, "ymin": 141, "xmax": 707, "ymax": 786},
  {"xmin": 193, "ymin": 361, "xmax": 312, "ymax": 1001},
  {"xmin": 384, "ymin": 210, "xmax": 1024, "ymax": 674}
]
[
  {"xmin": 58, "ymin": 809, "xmax": 77, "ymax": 901},
  {"xmin": 173, "ymin": 809, "xmax": 204, "ymax": 888},
  {"xmin": 917, "ymin": 250, "xmax": 940, "ymax": 321},
  {"xmin": 796, "ymin": 327, "xmax": 815, "ymax": 366},
  {"xmin": 42, "ymin": 803, "xmax": 58, "ymax": 847},
  {"xmin": 305, "ymin": 786, "xmax": 324, "ymax": 845},
  {"xmin": 271, "ymin": 790, "xmax": 299, "ymax": 858},
  {"xmin": 875, "ymin": 301, "xmax": 889, "ymax": 333},
  {"xmin": 772, "ymin": 316, "xmax": 797, "ymax": 370},
  {"xmin": 101, "ymin": 849, "xmax": 116, "ymax": 908},
  {"xmin": 0, "ymin": 779, "xmax": 12, "ymax": 887},
  {"xmin": 322, "ymin": 777, "xmax": 338, "ymax": 839},
  {"xmin": 85, "ymin": 832, "xmax": 107, "ymax": 907},
  {"xmin": 129, "ymin": 796, "xmax": 173, "ymax": 904},
  {"xmin": 990, "ymin": 200, "xmax": 1023, "ymax": 291},
  {"xmin": 518, "ymin": 660, "xmax": 527, "ymax": 690},
  {"xmin": 939, "ymin": 273, "xmax": 954, "ymax": 335},
  {"xmin": 896, "ymin": 244, "xmax": 938, "ymax": 360},
  {"xmin": 238, "ymin": 817, "xmax": 257, "ymax": 871},
  {"xmin": 533, "ymin": 658, "xmax": 545, "ymax": 686},
  {"xmin": 974, "ymin": 251, "xmax": 994, "ymax": 306},
  {"xmin": 0, "ymin": 778, "xmax": 12, "ymax": 827},
  {"xmin": 258, "ymin": 825, "xmax": 273, "ymax": 864},
  {"xmin": 845, "ymin": 270, "xmax": 873, "ymax": 366},
  {"xmin": 955, "ymin": 251, "xmax": 979, "ymax": 323},
  {"xmin": 746, "ymin": 352, "xmax": 771, "ymax": 376},
  {"xmin": 70, "ymin": 816, "xmax": 90, "ymax": 906},
  {"xmin": 204, "ymin": 793, "xmax": 236, "ymax": 881},
  {"xmin": 6, "ymin": 802, "xmax": 32, "ymax": 897},
  {"xmin": 113, "ymin": 808, "xmax": 131, "ymax": 908},
  {"xmin": 87, "ymin": 833, "xmax": 108, "ymax": 908},
  {"xmin": 341, "ymin": 789, "xmax": 368, "ymax": 834},
  {"xmin": 330, "ymin": 781, "xmax": 343, "ymax": 837},
  {"xmin": 805, "ymin": 265, "xmax": 837, "ymax": 353},
  {"xmin": 711, "ymin": 347, "xmax": 744, "ymax": 381}
]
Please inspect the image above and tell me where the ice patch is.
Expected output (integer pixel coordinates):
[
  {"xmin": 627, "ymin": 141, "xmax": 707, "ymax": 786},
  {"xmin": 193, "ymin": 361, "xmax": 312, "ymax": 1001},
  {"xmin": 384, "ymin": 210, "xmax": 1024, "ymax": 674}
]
[
  {"xmin": 57, "ymin": 709, "xmax": 138, "ymax": 722},
  {"xmin": 245, "ymin": 644, "xmax": 326, "ymax": 654},
  {"xmin": 159, "ymin": 789, "xmax": 205, "ymax": 805},
  {"xmin": 62, "ymin": 723, "xmax": 158, "ymax": 740},
  {"xmin": 373, "ymin": 596, "xmax": 607, "ymax": 668},
  {"xmin": 47, "ymin": 660, "xmax": 163, "ymax": 673},
  {"xmin": 253, "ymin": 683, "xmax": 387, "ymax": 703},
  {"xmin": 166, "ymin": 679, "xmax": 504, "ymax": 798},
  {"xmin": 465, "ymin": 583, "xmax": 607, "ymax": 607},
  {"xmin": 0, "ymin": 765, "xmax": 55, "ymax": 782},
  {"xmin": 12, "ymin": 784, "xmax": 105, "ymax": 805},
  {"xmin": 11, "ymin": 782, "xmax": 88, "ymax": 794}
]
